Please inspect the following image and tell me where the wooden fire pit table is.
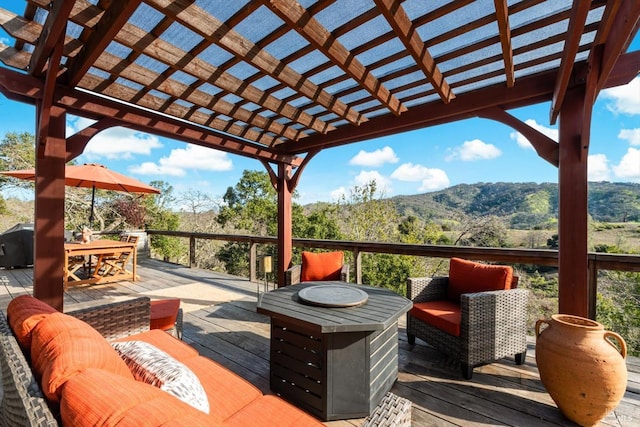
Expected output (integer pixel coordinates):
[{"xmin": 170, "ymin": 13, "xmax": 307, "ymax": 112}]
[{"xmin": 257, "ymin": 281, "xmax": 412, "ymax": 421}]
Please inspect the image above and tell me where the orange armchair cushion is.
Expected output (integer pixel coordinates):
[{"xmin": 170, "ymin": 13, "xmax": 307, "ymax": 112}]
[
  {"xmin": 7, "ymin": 295, "xmax": 57, "ymax": 352},
  {"xmin": 31, "ymin": 312, "xmax": 134, "ymax": 401},
  {"xmin": 301, "ymin": 251, "xmax": 344, "ymax": 282},
  {"xmin": 410, "ymin": 301, "xmax": 462, "ymax": 337},
  {"xmin": 115, "ymin": 329, "xmax": 198, "ymax": 361},
  {"xmin": 447, "ymin": 257, "xmax": 513, "ymax": 302}
]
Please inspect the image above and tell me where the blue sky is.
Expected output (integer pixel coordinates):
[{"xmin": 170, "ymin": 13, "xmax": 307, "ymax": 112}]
[{"xmin": 0, "ymin": 2, "xmax": 638, "ymax": 208}]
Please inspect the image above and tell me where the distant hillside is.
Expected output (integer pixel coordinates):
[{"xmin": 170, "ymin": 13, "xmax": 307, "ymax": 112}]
[{"xmin": 388, "ymin": 182, "xmax": 640, "ymax": 229}]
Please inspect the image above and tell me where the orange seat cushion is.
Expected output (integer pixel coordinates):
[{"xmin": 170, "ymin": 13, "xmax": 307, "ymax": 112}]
[
  {"xmin": 30, "ymin": 312, "xmax": 134, "ymax": 401},
  {"xmin": 6, "ymin": 294, "xmax": 57, "ymax": 352},
  {"xmin": 301, "ymin": 251, "xmax": 344, "ymax": 282},
  {"xmin": 60, "ymin": 368, "xmax": 215, "ymax": 427},
  {"xmin": 410, "ymin": 301, "xmax": 462, "ymax": 337},
  {"xmin": 150, "ymin": 299, "xmax": 180, "ymax": 331},
  {"xmin": 447, "ymin": 257, "xmax": 513, "ymax": 302},
  {"xmin": 181, "ymin": 356, "xmax": 262, "ymax": 422},
  {"xmin": 223, "ymin": 395, "xmax": 324, "ymax": 427}
]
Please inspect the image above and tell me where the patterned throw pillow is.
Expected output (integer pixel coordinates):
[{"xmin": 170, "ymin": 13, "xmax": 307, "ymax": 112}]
[{"xmin": 111, "ymin": 340, "xmax": 210, "ymax": 414}]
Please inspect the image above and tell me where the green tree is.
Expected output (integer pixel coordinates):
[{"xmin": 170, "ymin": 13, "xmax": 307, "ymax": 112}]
[
  {"xmin": 0, "ymin": 132, "xmax": 35, "ymax": 188},
  {"xmin": 144, "ymin": 181, "xmax": 183, "ymax": 261}
]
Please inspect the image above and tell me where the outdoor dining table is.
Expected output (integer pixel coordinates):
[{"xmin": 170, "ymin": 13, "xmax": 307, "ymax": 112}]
[
  {"xmin": 256, "ymin": 281, "xmax": 412, "ymax": 421},
  {"xmin": 63, "ymin": 239, "xmax": 137, "ymax": 289}
]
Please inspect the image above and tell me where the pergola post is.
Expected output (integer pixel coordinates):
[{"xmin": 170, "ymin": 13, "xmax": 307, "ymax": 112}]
[
  {"xmin": 276, "ymin": 163, "xmax": 293, "ymax": 287},
  {"xmin": 557, "ymin": 84, "xmax": 590, "ymax": 318},
  {"xmin": 33, "ymin": 105, "xmax": 67, "ymax": 311}
]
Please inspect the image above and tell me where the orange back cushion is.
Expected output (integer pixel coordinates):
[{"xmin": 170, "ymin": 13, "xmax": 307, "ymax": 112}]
[
  {"xmin": 447, "ymin": 257, "xmax": 513, "ymax": 302},
  {"xmin": 301, "ymin": 251, "xmax": 344, "ymax": 282},
  {"xmin": 6, "ymin": 295, "xmax": 57, "ymax": 352},
  {"xmin": 31, "ymin": 312, "xmax": 134, "ymax": 401}
]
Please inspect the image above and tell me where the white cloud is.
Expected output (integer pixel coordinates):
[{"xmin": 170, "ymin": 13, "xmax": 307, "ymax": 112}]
[
  {"xmin": 354, "ymin": 170, "xmax": 392, "ymax": 193},
  {"xmin": 74, "ymin": 127, "xmax": 162, "ymax": 160},
  {"xmin": 600, "ymin": 77, "xmax": 640, "ymax": 115},
  {"xmin": 446, "ymin": 139, "xmax": 501, "ymax": 161},
  {"xmin": 619, "ymin": 128, "xmax": 640, "ymax": 146},
  {"xmin": 390, "ymin": 163, "xmax": 450, "ymax": 191},
  {"xmin": 509, "ymin": 119, "xmax": 558, "ymax": 150},
  {"xmin": 588, "ymin": 154, "xmax": 611, "ymax": 181},
  {"xmin": 612, "ymin": 148, "xmax": 640, "ymax": 181},
  {"xmin": 130, "ymin": 145, "xmax": 233, "ymax": 177},
  {"xmin": 330, "ymin": 186, "xmax": 347, "ymax": 201},
  {"xmin": 349, "ymin": 146, "xmax": 398, "ymax": 167}
]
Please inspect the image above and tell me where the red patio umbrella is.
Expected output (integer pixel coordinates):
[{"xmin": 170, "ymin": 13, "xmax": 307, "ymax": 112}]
[{"xmin": 0, "ymin": 163, "xmax": 160, "ymax": 226}]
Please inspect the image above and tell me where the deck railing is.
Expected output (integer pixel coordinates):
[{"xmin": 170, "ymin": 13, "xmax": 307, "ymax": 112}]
[{"xmin": 142, "ymin": 229, "xmax": 640, "ymax": 318}]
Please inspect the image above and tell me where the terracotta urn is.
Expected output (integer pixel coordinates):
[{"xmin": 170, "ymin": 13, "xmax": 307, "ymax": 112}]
[{"xmin": 535, "ymin": 314, "xmax": 627, "ymax": 427}]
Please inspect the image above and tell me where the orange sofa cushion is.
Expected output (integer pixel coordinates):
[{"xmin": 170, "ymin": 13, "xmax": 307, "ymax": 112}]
[
  {"xmin": 447, "ymin": 257, "xmax": 513, "ymax": 302},
  {"xmin": 30, "ymin": 312, "xmax": 134, "ymax": 401},
  {"xmin": 181, "ymin": 355, "xmax": 263, "ymax": 423},
  {"xmin": 60, "ymin": 368, "xmax": 216, "ymax": 427},
  {"xmin": 410, "ymin": 301, "xmax": 462, "ymax": 337},
  {"xmin": 150, "ymin": 298, "xmax": 180, "ymax": 331},
  {"xmin": 223, "ymin": 395, "xmax": 324, "ymax": 427},
  {"xmin": 6, "ymin": 294, "xmax": 57, "ymax": 352},
  {"xmin": 301, "ymin": 251, "xmax": 344, "ymax": 282}
]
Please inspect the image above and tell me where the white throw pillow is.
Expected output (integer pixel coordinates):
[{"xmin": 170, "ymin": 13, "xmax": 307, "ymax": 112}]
[{"xmin": 111, "ymin": 340, "xmax": 209, "ymax": 414}]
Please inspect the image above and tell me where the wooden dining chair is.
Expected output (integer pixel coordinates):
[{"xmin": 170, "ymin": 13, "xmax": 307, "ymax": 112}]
[{"xmin": 101, "ymin": 235, "xmax": 139, "ymax": 277}]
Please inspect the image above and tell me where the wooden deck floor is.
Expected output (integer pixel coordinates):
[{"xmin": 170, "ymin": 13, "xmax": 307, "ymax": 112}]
[{"xmin": 1, "ymin": 258, "xmax": 639, "ymax": 426}]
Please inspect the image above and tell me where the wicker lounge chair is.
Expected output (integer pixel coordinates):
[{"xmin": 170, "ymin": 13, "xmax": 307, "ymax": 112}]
[{"xmin": 406, "ymin": 258, "xmax": 529, "ymax": 379}]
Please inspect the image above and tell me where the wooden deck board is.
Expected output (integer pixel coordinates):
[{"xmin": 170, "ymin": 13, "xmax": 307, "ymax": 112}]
[{"xmin": 1, "ymin": 258, "xmax": 639, "ymax": 426}]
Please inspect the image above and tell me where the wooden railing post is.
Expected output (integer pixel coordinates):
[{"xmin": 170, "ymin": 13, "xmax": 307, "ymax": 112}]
[
  {"xmin": 250, "ymin": 241, "xmax": 257, "ymax": 283},
  {"xmin": 354, "ymin": 248, "xmax": 362, "ymax": 284},
  {"xmin": 189, "ymin": 235, "xmax": 196, "ymax": 268},
  {"xmin": 588, "ymin": 257, "xmax": 598, "ymax": 320}
]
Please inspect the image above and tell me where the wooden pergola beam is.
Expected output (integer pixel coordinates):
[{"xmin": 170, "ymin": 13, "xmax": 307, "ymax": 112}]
[
  {"xmin": 374, "ymin": 0, "xmax": 454, "ymax": 103},
  {"xmin": 549, "ymin": 0, "xmax": 591, "ymax": 124},
  {"xmin": 493, "ymin": 0, "xmax": 515, "ymax": 87},
  {"xmin": 27, "ymin": 0, "xmax": 74, "ymax": 76},
  {"xmin": 264, "ymin": 0, "xmax": 407, "ymax": 116},
  {"xmin": 64, "ymin": 1, "xmax": 142, "ymax": 87},
  {"xmin": 146, "ymin": 0, "xmax": 366, "ymax": 126},
  {"xmin": 0, "ymin": 67, "xmax": 303, "ymax": 167},
  {"xmin": 66, "ymin": 117, "xmax": 121, "ymax": 162},
  {"xmin": 594, "ymin": 0, "xmax": 640, "ymax": 93}
]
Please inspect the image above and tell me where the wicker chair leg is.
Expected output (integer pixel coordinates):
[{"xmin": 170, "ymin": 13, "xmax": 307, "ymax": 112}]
[
  {"xmin": 515, "ymin": 350, "xmax": 527, "ymax": 365},
  {"xmin": 462, "ymin": 364, "xmax": 473, "ymax": 380}
]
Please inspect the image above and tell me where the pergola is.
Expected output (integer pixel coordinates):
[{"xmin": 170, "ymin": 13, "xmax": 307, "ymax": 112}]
[{"xmin": 0, "ymin": 0, "xmax": 638, "ymax": 314}]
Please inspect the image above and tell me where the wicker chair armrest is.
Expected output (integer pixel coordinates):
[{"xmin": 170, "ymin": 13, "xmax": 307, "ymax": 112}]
[
  {"xmin": 284, "ymin": 264, "xmax": 302, "ymax": 286},
  {"xmin": 66, "ymin": 297, "xmax": 151, "ymax": 341},
  {"xmin": 460, "ymin": 288, "xmax": 529, "ymax": 334},
  {"xmin": 407, "ymin": 276, "xmax": 449, "ymax": 302}
]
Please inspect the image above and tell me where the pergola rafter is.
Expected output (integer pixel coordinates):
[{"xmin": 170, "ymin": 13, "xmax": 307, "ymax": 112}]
[{"xmin": 0, "ymin": 0, "xmax": 636, "ymax": 315}]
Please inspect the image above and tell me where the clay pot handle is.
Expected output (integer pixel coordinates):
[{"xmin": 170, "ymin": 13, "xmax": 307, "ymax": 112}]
[
  {"xmin": 604, "ymin": 331, "xmax": 627, "ymax": 359},
  {"xmin": 535, "ymin": 319, "xmax": 550, "ymax": 337}
]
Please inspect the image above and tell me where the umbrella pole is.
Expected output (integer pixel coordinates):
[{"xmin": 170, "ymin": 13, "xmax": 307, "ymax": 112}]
[{"xmin": 89, "ymin": 185, "xmax": 96, "ymax": 227}]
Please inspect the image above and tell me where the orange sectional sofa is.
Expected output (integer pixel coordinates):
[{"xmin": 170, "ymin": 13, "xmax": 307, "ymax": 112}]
[{"xmin": 0, "ymin": 295, "xmax": 323, "ymax": 427}]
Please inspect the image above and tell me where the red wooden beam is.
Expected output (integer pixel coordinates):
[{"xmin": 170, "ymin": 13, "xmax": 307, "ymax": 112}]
[{"xmin": 28, "ymin": 0, "xmax": 74, "ymax": 76}]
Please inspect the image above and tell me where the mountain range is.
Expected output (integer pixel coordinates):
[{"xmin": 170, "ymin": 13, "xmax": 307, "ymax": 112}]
[{"xmin": 387, "ymin": 182, "xmax": 640, "ymax": 229}]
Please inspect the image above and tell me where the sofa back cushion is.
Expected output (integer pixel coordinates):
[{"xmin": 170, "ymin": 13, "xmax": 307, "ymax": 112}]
[
  {"xmin": 447, "ymin": 257, "xmax": 513, "ymax": 302},
  {"xmin": 301, "ymin": 251, "xmax": 344, "ymax": 282},
  {"xmin": 31, "ymin": 312, "xmax": 134, "ymax": 401},
  {"xmin": 7, "ymin": 295, "xmax": 57, "ymax": 352},
  {"xmin": 60, "ymin": 368, "xmax": 214, "ymax": 427}
]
